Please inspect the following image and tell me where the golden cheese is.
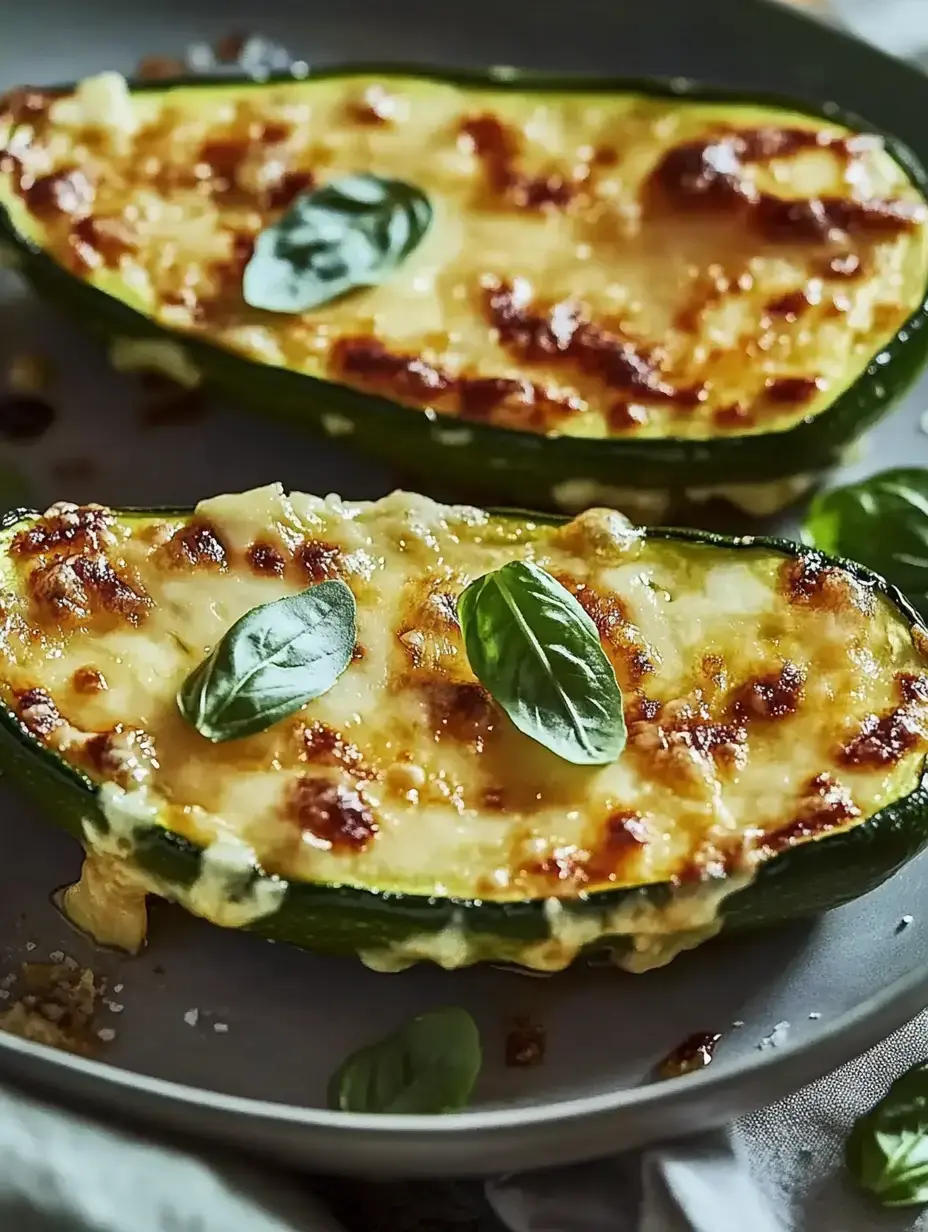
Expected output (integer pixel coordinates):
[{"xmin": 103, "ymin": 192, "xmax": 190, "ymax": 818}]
[
  {"xmin": 1, "ymin": 485, "xmax": 926, "ymax": 948},
  {"xmin": 1, "ymin": 72, "xmax": 926, "ymax": 443}
]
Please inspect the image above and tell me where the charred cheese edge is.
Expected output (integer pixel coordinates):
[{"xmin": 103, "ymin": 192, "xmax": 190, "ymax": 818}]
[
  {"xmin": 0, "ymin": 485, "xmax": 926, "ymax": 972},
  {"xmin": 0, "ymin": 72, "xmax": 927, "ymax": 447}
]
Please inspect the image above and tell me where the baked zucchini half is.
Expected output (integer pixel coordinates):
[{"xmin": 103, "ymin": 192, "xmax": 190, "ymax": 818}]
[
  {"xmin": 0, "ymin": 485, "xmax": 926, "ymax": 972},
  {"xmin": 1, "ymin": 68, "xmax": 928, "ymax": 518}
]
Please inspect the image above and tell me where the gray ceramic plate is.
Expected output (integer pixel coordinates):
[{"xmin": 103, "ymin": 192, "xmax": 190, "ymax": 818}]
[{"xmin": 0, "ymin": 0, "xmax": 927, "ymax": 1179}]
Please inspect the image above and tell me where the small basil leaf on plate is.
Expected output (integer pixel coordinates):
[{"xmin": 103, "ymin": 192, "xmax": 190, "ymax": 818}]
[
  {"xmin": 330, "ymin": 1007, "xmax": 481, "ymax": 1115},
  {"xmin": 803, "ymin": 467, "xmax": 928, "ymax": 617},
  {"xmin": 456, "ymin": 560, "xmax": 626, "ymax": 766},
  {"xmin": 177, "ymin": 578, "xmax": 356, "ymax": 742},
  {"xmin": 846, "ymin": 1061, "xmax": 928, "ymax": 1206},
  {"xmin": 242, "ymin": 173, "xmax": 433, "ymax": 313}
]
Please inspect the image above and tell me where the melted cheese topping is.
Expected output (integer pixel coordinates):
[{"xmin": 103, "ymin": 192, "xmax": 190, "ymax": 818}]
[
  {"xmin": 1, "ymin": 73, "xmax": 926, "ymax": 442},
  {"xmin": 1, "ymin": 485, "xmax": 926, "ymax": 949}
]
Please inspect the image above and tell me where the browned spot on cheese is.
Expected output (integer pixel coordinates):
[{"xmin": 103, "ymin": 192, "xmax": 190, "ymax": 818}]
[
  {"xmin": 583, "ymin": 809, "xmax": 649, "ymax": 884},
  {"xmin": 68, "ymin": 215, "xmax": 137, "ymax": 272},
  {"xmin": 602, "ymin": 809, "xmax": 649, "ymax": 853},
  {"xmin": 332, "ymin": 336, "xmax": 451, "ymax": 401},
  {"xmin": 898, "ymin": 672, "xmax": 928, "ymax": 704},
  {"xmin": 268, "ymin": 170, "xmax": 314, "ymax": 210},
  {"xmin": 650, "ymin": 127, "xmax": 923, "ymax": 242},
  {"xmin": 295, "ymin": 539, "xmax": 342, "ymax": 583},
  {"xmin": 757, "ymin": 194, "xmax": 925, "ymax": 242},
  {"xmin": 609, "ymin": 401, "xmax": 650, "ymax": 431},
  {"xmin": 459, "ymin": 112, "xmax": 579, "ymax": 210},
  {"xmin": 761, "ymin": 772, "xmax": 860, "ymax": 854},
  {"xmin": 332, "ymin": 335, "xmax": 580, "ymax": 429},
  {"xmin": 346, "ymin": 84, "xmax": 397, "ymax": 126},
  {"xmin": 782, "ymin": 555, "xmax": 873, "ymax": 615},
  {"xmin": 245, "ymin": 541, "xmax": 285, "ymax": 576},
  {"xmin": 838, "ymin": 707, "xmax": 923, "ymax": 768},
  {"xmin": 209, "ymin": 231, "xmax": 257, "ymax": 295},
  {"xmin": 72, "ymin": 666, "xmax": 107, "ymax": 694},
  {"xmin": 658, "ymin": 1031, "xmax": 721, "ymax": 1080},
  {"xmin": 482, "ymin": 786, "xmax": 506, "ymax": 810},
  {"xmin": 15, "ymin": 686, "xmax": 62, "ymax": 738},
  {"xmin": 24, "ymin": 167, "xmax": 94, "ymax": 220},
  {"xmin": 299, "ymin": 719, "xmax": 367, "ymax": 776},
  {"xmin": 485, "ymin": 278, "xmax": 703, "ymax": 406},
  {"xmin": 766, "ymin": 289, "xmax": 810, "ymax": 321},
  {"xmin": 0, "ymin": 86, "xmax": 61, "ymax": 125},
  {"xmin": 821, "ymin": 252, "xmax": 862, "ymax": 279},
  {"xmin": 11, "ymin": 503, "xmax": 112, "ymax": 558},
  {"xmin": 457, "ymin": 375, "xmax": 582, "ymax": 428},
  {"xmin": 630, "ymin": 699, "xmax": 747, "ymax": 775},
  {"xmin": 79, "ymin": 727, "xmax": 156, "ymax": 785},
  {"xmin": 285, "ymin": 777, "xmax": 378, "ymax": 851},
  {"xmin": 427, "ymin": 681, "xmax": 495, "ymax": 750},
  {"xmin": 526, "ymin": 810, "xmax": 647, "ymax": 894},
  {"xmin": 556, "ymin": 575, "xmax": 655, "ymax": 686},
  {"xmin": 628, "ymin": 695, "xmax": 662, "ymax": 723},
  {"xmin": 731, "ymin": 661, "xmax": 805, "ymax": 721},
  {"xmin": 161, "ymin": 520, "xmax": 228, "ymax": 570},
  {"xmin": 197, "ymin": 138, "xmax": 248, "ymax": 191},
  {"xmin": 29, "ymin": 553, "xmax": 151, "ymax": 626},
  {"xmin": 712, "ymin": 402, "xmax": 755, "ymax": 429},
  {"xmin": 526, "ymin": 844, "xmax": 589, "ymax": 892},
  {"xmin": 764, "ymin": 375, "xmax": 824, "ymax": 405}
]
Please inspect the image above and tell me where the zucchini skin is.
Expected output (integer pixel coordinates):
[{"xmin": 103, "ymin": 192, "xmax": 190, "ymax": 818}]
[
  {"xmin": 2, "ymin": 66, "xmax": 928, "ymax": 510},
  {"xmin": 0, "ymin": 503, "xmax": 926, "ymax": 963}
]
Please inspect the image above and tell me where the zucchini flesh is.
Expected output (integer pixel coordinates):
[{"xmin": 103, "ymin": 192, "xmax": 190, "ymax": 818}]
[
  {"xmin": 1, "ymin": 69, "xmax": 927, "ymax": 511},
  {"xmin": 0, "ymin": 486, "xmax": 926, "ymax": 972}
]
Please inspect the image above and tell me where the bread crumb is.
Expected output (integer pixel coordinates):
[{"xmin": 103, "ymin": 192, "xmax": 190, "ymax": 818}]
[
  {"xmin": 0, "ymin": 963, "xmax": 104, "ymax": 1056},
  {"xmin": 183, "ymin": 1008, "xmax": 199, "ymax": 1027},
  {"xmin": 758, "ymin": 1021, "xmax": 791, "ymax": 1050}
]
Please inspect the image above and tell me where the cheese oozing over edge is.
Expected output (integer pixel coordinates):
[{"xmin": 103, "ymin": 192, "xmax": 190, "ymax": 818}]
[{"xmin": 1, "ymin": 485, "xmax": 926, "ymax": 971}]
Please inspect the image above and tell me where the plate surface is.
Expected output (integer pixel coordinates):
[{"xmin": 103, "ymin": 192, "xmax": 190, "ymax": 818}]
[{"xmin": 0, "ymin": 0, "xmax": 927, "ymax": 1178}]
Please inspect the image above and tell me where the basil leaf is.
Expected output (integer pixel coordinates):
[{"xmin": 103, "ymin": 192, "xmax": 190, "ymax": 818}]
[
  {"xmin": 846, "ymin": 1061, "xmax": 928, "ymax": 1206},
  {"xmin": 803, "ymin": 468, "xmax": 928, "ymax": 617},
  {"xmin": 242, "ymin": 173, "xmax": 432, "ymax": 314},
  {"xmin": 177, "ymin": 579, "xmax": 356, "ymax": 742},
  {"xmin": 330, "ymin": 1007, "xmax": 481, "ymax": 1115},
  {"xmin": 456, "ymin": 561, "xmax": 626, "ymax": 766}
]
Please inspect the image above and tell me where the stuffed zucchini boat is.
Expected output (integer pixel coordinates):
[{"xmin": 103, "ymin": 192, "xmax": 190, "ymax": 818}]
[
  {"xmin": 1, "ymin": 69, "xmax": 928, "ymax": 517},
  {"xmin": 0, "ymin": 484, "xmax": 926, "ymax": 972}
]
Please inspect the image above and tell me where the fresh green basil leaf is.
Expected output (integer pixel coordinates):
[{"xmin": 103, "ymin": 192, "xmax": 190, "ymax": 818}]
[
  {"xmin": 456, "ymin": 561, "xmax": 626, "ymax": 766},
  {"xmin": 803, "ymin": 468, "xmax": 928, "ymax": 617},
  {"xmin": 330, "ymin": 1007, "xmax": 481, "ymax": 1115},
  {"xmin": 177, "ymin": 578, "xmax": 356, "ymax": 742},
  {"xmin": 242, "ymin": 173, "xmax": 432, "ymax": 313},
  {"xmin": 846, "ymin": 1061, "xmax": 928, "ymax": 1206}
]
